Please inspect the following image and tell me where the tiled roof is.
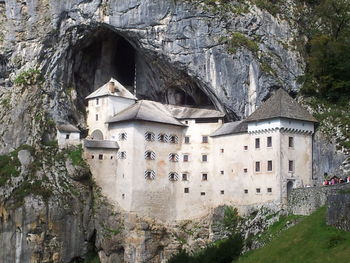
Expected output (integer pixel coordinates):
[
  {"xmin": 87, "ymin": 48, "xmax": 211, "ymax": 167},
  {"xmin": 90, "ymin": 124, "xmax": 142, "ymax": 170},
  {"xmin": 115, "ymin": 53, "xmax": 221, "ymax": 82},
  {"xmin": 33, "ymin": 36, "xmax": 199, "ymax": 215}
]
[
  {"xmin": 84, "ymin": 139, "xmax": 119, "ymax": 149},
  {"xmin": 166, "ymin": 104, "xmax": 225, "ymax": 119},
  {"xmin": 86, "ymin": 78, "xmax": 137, "ymax": 100},
  {"xmin": 245, "ymin": 89, "xmax": 318, "ymax": 123},
  {"xmin": 107, "ymin": 100, "xmax": 186, "ymax": 127},
  {"xmin": 210, "ymin": 121, "xmax": 248, "ymax": 137},
  {"xmin": 57, "ymin": 124, "xmax": 80, "ymax": 133}
]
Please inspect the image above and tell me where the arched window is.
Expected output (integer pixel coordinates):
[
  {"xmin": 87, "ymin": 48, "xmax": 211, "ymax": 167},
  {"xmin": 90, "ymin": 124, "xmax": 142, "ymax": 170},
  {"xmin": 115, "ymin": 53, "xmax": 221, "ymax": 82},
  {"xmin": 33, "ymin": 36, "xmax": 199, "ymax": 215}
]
[
  {"xmin": 158, "ymin": 133, "xmax": 168, "ymax": 143},
  {"xmin": 145, "ymin": 170, "xmax": 156, "ymax": 180},
  {"xmin": 168, "ymin": 172, "xmax": 179, "ymax": 181},
  {"xmin": 91, "ymin": 129, "xmax": 104, "ymax": 140},
  {"xmin": 169, "ymin": 135, "xmax": 179, "ymax": 144},
  {"xmin": 119, "ymin": 132, "xmax": 127, "ymax": 141},
  {"xmin": 145, "ymin": 132, "xmax": 155, "ymax": 142},
  {"xmin": 169, "ymin": 153, "xmax": 179, "ymax": 162},
  {"xmin": 145, "ymin": 150, "xmax": 156, "ymax": 160},
  {"xmin": 118, "ymin": 151, "xmax": 126, "ymax": 159}
]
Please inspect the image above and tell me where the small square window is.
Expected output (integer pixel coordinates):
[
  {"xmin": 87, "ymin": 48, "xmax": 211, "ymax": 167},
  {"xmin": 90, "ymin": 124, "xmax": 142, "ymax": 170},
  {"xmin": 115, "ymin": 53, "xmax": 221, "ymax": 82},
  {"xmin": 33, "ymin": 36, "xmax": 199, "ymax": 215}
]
[
  {"xmin": 220, "ymin": 170, "xmax": 224, "ymax": 175},
  {"xmin": 202, "ymin": 173, "xmax": 208, "ymax": 181},
  {"xmin": 184, "ymin": 136, "xmax": 190, "ymax": 144},
  {"xmin": 91, "ymin": 155, "xmax": 94, "ymax": 159},
  {"xmin": 244, "ymin": 189, "xmax": 248, "ymax": 194},
  {"xmin": 220, "ymin": 149, "xmax": 224, "ymax": 153},
  {"xmin": 184, "ymin": 187, "xmax": 189, "ymax": 193},
  {"xmin": 99, "ymin": 154, "xmax": 103, "ymax": 160},
  {"xmin": 183, "ymin": 154, "xmax": 189, "ymax": 162},
  {"xmin": 185, "ymin": 120, "xmax": 189, "ymax": 124},
  {"xmin": 122, "ymin": 193, "xmax": 125, "ymax": 199},
  {"xmin": 268, "ymin": 160, "xmax": 273, "ymax": 171},
  {"xmin": 244, "ymin": 168, "xmax": 248, "ymax": 173},
  {"xmin": 182, "ymin": 173, "xmax": 188, "ymax": 181},
  {"xmin": 255, "ymin": 161, "xmax": 260, "ymax": 172},
  {"xmin": 267, "ymin": 188, "xmax": 272, "ymax": 193},
  {"xmin": 202, "ymin": 136, "xmax": 208, "ymax": 143},
  {"xmin": 202, "ymin": 155, "xmax": 208, "ymax": 162},
  {"xmin": 256, "ymin": 188, "xmax": 261, "ymax": 193},
  {"xmin": 201, "ymin": 192, "xmax": 206, "ymax": 196},
  {"xmin": 220, "ymin": 190, "xmax": 224, "ymax": 195},
  {"xmin": 65, "ymin": 134, "xmax": 70, "ymax": 139},
  {"xmin": 110, "ymin": 156, "xmax": 113, "ymax": 160},
  {"xmin": 244, "ymin": 146, "xmax": 248, "ymax": 150},
  {"xmin": 267, "ymin": 136, "xmax": 272, "ymax": 147},
  {"xmin": 255, "ymin": 138, "xmax": 260, "ymax": 149},
  {"xmin": 289, "ymin": 137, "xmax": 294, "ymax": 148}
]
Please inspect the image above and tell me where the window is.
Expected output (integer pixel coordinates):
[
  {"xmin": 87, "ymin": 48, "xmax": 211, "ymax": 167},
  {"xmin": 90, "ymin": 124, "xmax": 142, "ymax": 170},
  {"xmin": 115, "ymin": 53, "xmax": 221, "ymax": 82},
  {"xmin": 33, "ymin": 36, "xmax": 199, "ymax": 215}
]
[
  {"xmin": 267, "ymin": 188, "xmax": 272, "ymax": 193},
  {"xmin": 244, "ymin": 189, "xmax": 248, "ymax": 194},
  {"xmin": 220, "ymin": 149, "xmax": 224, "ymax": 153},
  {"xmin": 95, "ymin": 114, "xmax": 99, "ymax": 121},
  {"xmin": 110, "ymin": 156, "xmax": 113, "ymax": 160},
  {"xmin": 182, "ymin": 173, "xmax": 188, "ymax": 181},
  {"xmin": 98, "ymin": 154, "xmax": 103, "ymax": 160},
  {"xmin": 119, "ymin": 132, "xmax": 127, "ymax": 141},
  {"xmin": 65, "ymin": 134, "xmax": 70, "ymax": 139},
  {"xmin": 184, "ymin": 136, "xmax": 190, "ymax": 144},
  {"xmin": 184, "ymin": 187, "xmax": 189, "ymax": 193},
  {"xmin": 158, "ymin": 133, "xmax": 167, "ymax": 143},
  {"xmin": 145, "ymin": 150, "xmax": 156, "ymax": 160},
  {"xmin": 201, "ymin": 192, "xmax": 206, "ymax": 196},
  {"xmin": 118, "ymin": 151, "xmax": 126, "ymax": 159},
  {"xmin": 145, "ymin": 132, "xmax": 155, "ymax": 142},
  {"xmin": 185, "ymin": 120, "xmax": 189, "ymax": 124},
  {"xmin": 255, "ymin": 138, "xmax": 260, "ymax": 149},
  {"xmin": 220, "ymin": 170, "xmax": 224, "ymax": 175},
  {"xmin": 244, "ymin": 145, "xmax": 248, "ymax": 150},
  {"xmin": 169, "ymin": 172, "xmax": 179, "ymax": 181},
  {"xmin": 220, "ymin": 190, "xmax": 225, "ymax": 195},
  {"xmin": 169, "ymin": 135, "xmax": 178, "ymax": 144},
  {"xmin": 289, "ymin": 137, "xmax": 294, "ymax": 148},
  {"xmin": 91, "ymin": 155, "xmax": 94, "ymax": 159},
  {"xmin": 183, "ymin": 154, "xmax": 189, "ymax": 162},
  {"xmin": 202, "ymin": 173, "xmax": 208, "ymax": 181},
  {"xmin": 255, "ymin": 161, "xmax": 260, "ymax": 172},
  {"xmin": 96, "ymin": 98, "xmax": 99, "ymax": 105},
  {"xmin": 289, "ymin": 160, "xmax": 294, "ymax": 172},
  {"xmin": 267, "ymin": 136, "xmax": 272, "ymax": 147},
  {"xmin": 244, "ymin": 168, "xmax": 248, "ymax": 173},
  {"xmin": 256, "ymin": 188, "xmax": 261, "ymax": 193},
  {"xmin": 202, "ymin": 154, "xmax": 208, "ymax": 162},
  {"xmin": 169, "ymin": 153, "xmax": 179, "ymax": 162},
  {"xmin": 144, "ymin": 170, "xmax": 155, "ymax": 180},
  {"xmin": 122, "ymin": 193, "xmax": 125, "ymax": 199},
  {"xmin": 202, "ymin": 136, "xmax": 208, "ymax": 143},
  {"xmin": 267, "ymin": 160, "xmax": 273, "ymax": 171}
]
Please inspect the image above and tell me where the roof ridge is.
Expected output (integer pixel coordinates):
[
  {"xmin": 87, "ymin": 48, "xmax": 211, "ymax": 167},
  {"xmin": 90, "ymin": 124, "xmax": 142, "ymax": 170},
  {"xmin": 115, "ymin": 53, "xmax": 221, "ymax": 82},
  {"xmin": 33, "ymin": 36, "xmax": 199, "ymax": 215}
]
[{"xmin": 134, "ymin": 101, "xmax": 143, "ymax": 119}]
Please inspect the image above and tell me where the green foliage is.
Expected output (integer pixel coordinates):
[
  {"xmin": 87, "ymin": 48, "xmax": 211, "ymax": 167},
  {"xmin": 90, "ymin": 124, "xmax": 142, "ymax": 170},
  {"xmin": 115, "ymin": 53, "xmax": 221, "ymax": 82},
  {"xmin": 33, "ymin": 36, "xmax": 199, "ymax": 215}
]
[
  {"xmin": 223, "ymin": 206, "xmax": 241, "ymax": 234},
  {"xmin": 237, "ymin": 207, "xmax": 350, "ymax": 263},
  {"xmin": 13, "ymin": 68, "xmax": 44, "ymax": 87},
  {"xmin": 226, "ymin": 32, "xmax": 259, "ymax": 54},
  {"xmin": 66, "ymin": 145, "xmax": 88, "ymax": 167},
  {"xmin": 252, "ymin": 0, "xmax": 283, "ymax": 16},
  {"xmin": 167, "ymin": 234, "xmax": 243, "ymax": 263}
]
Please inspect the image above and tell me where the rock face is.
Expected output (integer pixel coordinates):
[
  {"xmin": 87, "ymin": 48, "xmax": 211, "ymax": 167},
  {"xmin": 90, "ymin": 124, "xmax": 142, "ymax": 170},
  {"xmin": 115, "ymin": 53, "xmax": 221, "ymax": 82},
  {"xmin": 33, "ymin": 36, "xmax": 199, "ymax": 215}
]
[{"xmin": 327, "ymin": 193, "xmax": 350, "ymax": 232}]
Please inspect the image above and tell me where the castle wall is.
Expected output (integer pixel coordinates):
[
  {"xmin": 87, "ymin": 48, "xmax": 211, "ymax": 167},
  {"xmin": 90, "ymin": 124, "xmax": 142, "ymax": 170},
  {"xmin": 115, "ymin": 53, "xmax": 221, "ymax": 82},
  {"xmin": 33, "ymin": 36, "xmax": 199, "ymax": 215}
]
[{"xmin": 57, "ymin": 131, "xmax": 80, "ymax": 148}]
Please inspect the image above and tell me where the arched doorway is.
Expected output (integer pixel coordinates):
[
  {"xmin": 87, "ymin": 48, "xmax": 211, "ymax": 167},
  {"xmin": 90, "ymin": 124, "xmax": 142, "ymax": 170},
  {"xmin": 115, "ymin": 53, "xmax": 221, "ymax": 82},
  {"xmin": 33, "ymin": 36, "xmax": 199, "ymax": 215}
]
[
  {"xmin": 91, "ymin": 129, "xmax": 104, "ymax": 140},
  {"xmin": 287, "ymin": 181, "xmax": 294, "ymax": 200}
]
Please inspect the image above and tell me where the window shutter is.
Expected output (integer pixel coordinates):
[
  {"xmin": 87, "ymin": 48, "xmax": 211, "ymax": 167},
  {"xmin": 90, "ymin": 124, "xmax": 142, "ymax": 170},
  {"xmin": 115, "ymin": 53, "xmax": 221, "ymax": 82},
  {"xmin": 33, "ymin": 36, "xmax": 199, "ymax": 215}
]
[
  {"xmin": 144, "ymin": 170, "xmax": 156, "ymax": 180},
  {"xmin": 168, "ymin": 172, "xmax": 179, "ymax": 181}
]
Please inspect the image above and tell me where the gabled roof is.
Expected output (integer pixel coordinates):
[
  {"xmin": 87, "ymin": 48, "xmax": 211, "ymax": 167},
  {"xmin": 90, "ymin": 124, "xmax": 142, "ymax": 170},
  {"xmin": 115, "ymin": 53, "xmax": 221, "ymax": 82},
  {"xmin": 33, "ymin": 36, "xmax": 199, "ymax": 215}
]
[
  {"xmin": 245, "ymin": 89, "xmax": 318, "ymax": 123},
  {"xmin": 211, "ymin": 121, "xmax": 248, "ymax": 137},
  {"xmin": 166, "ymin": 104, "xmax": 225, "ymax": 119},
  {"xmin": 107, "ymin": 100, "xmax": 186, "ymax": 127},
  {"xmin": 57, "ymin": 124, "xmax": 80, "ymax": 133},
  {"xmin": 86, "ymin": 78, "xmax": 137, "ymax": 100}
]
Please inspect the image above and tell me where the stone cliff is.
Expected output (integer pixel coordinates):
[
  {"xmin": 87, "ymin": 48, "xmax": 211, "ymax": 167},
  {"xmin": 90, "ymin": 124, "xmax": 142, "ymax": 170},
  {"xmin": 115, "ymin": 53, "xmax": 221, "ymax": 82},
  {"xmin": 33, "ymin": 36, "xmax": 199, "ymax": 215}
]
[{"xmin": 0, "ymin": 0, "xmax": 348, "ymax": 262}]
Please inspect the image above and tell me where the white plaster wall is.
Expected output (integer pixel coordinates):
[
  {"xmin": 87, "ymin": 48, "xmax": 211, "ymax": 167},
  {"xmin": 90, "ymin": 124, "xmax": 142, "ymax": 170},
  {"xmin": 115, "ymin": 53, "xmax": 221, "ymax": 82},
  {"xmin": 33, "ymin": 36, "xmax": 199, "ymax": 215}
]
[
  {"xmin": 248, "ymin": 118, "xmax": 314, "ymax": 134},
  {"xmin": 57, "ymin": 131, "xmax": 80, "ymax": 148}
]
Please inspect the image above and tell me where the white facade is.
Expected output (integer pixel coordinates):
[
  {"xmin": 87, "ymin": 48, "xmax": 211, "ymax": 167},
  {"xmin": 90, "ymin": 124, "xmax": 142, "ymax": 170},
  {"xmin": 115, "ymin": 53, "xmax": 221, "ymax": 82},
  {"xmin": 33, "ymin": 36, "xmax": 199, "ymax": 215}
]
[{"xmin": 84, "ymin": 83, "xmax": 316, "ymax": 222}]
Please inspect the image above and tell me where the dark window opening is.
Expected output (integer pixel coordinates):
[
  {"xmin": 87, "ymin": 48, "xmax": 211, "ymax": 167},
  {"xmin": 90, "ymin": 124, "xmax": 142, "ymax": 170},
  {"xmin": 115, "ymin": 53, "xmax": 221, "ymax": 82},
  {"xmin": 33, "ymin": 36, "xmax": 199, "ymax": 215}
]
[
  {"xmin": 220, "ymin": 170, "xmax": 224, "ymax": 175},
  {"xmin": 201, "ymin": 192, "xmax": 206, "ymax": 196},
  {"xmin": 183, "ymin": 154, "xmax": 189, "ymax": 162},
  {"xmin": 289, "ymin": 160, "xmax": 294, "ymax": 172},
  {"xmin": 91, "ymin": 155, "xmax": 94, "ymax": 159},
  {"xmin": 244, "ymin": 145, "xmax": 248, "ymax": 150},
  {"xmin": 256, "ymin": 188, "xmax": 261, "ymax": 193},
  {"xmin": 267, "ymin": 188, "xmax": 272, "ymax": 193},
  {"xmin": 202, "ymin": 173, "xmax": 208, "ymax": 181},
  {"xmin": 221, "ymin": 190, "xmax": 224, "ymax": 195},
  {"xmin": 268, "ymin": 160, "xmax": 273, "ymax": 171},
  {"xmin": 244, "ymin": 168, "xmax": 248, "ymax": 173},
  {"xmin": 182, "ymin": 173, "xmax": 188, "ymax": 181},
  {"xmin": 184, "ymin": 187, "xmax": 189, "ymax": 193},
  {"xmin": 202, "ymin": 136, "xmax": 208, "ymax": 143},
  {"xmin": 255, "ymin": 161, "xmax": 260, "ymax": 172},
  {"xmin": 267, "ymin": 136, "xmax": 272, "ymax": 147},
  {"xmin": 289, "ymin": 137, "xmax": 294, "ymax": 148},
  {"xmin": 96, "ymin": 114, "xmax": 99, "ymax": 121},
  {"xmin": 255, "ymin": 138, "xmax": 260, "ymax": 149},
  {"xmin": 66, "ymin": 134, "xmax": 70, "ymax": 139},
  {"xmin": 99, "ymin": 154, "xmax": 103, "ymax": 160},
  {"xmin": 184, "ymin": 136, "xmax": 190, "ymax": 144},
  {"xmin": 244, "ymin": 189, "xmax": 248, "ymax": 194},
  {"xmin": 202, "ymin": 155, "xmax": 208, "ymax": 162}
]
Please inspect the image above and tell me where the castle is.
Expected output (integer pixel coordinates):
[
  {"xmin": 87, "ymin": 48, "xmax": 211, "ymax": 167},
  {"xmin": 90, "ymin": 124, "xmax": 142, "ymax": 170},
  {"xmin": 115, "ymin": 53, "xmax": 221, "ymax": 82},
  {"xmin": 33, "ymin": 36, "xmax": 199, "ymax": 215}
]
[{"xmin": 64, "ymin": 78, "xmax": 317, "ymax": 222}]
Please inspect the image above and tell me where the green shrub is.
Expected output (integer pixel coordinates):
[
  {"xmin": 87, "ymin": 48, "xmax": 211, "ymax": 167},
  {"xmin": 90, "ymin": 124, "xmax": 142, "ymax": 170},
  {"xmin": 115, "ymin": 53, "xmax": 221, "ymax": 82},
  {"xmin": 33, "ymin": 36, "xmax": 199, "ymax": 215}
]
[
  {"xmin": 14, "ymin": 68, "xmax": 44, "ymax": 86},
  {"xmin": 227, "ymin": 33, "xmax": 259, "ymax": 54}
]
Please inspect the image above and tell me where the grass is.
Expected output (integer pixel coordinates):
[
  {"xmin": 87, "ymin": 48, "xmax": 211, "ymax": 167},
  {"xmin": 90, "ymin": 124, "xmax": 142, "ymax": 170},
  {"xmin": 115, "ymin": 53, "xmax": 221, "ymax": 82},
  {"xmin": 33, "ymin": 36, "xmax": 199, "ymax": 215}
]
[{"xmin": 237, "ymin": 207, "xmax": 350, "ymax": 263}]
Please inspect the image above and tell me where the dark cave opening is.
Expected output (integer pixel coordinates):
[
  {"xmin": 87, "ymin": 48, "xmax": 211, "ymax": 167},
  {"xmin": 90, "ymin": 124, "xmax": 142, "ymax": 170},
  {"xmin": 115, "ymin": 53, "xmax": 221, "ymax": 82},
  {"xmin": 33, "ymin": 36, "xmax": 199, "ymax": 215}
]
[{"xmin": 69, "ymin": 27, "xmax": 214, "ymax": 114}]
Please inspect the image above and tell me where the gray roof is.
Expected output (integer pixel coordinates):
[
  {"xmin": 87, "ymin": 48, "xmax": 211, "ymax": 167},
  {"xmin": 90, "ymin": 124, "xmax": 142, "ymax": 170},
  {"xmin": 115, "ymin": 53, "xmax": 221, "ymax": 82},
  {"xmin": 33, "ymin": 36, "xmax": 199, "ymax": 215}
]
[
  {"xmin": 57, "ymin": 124, "xmax": 80, "ymax": 133},
  {"xmin": 245, "ymin": 89, "xmax": 318, "ymax": 123},
  {"xmin": 211, "ymin": 121, "xmax": 248, "ymax": 137},
  {"xmin": 107, "ymin": 100, "xmax": 186, "ymax": 127},
  {"xmin": 86, "ymin": 78, "xmax": 137, "ymax": 100},
  {"xmin": 84, "ymin": 139, "xmax": 119, "ymax": 149},
  {"xmin": 166, "ymin": 105, "xmax": 225, "ymax": 119}
]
